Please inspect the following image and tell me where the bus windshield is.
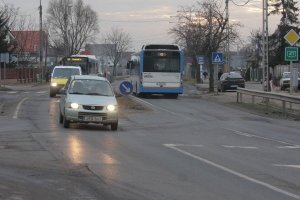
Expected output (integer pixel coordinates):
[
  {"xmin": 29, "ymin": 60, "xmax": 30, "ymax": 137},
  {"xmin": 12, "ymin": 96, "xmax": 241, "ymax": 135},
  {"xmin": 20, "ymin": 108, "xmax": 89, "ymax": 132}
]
[{"xmin": 144, "ymin": 52, "xmax": 180, "ymax": 72}]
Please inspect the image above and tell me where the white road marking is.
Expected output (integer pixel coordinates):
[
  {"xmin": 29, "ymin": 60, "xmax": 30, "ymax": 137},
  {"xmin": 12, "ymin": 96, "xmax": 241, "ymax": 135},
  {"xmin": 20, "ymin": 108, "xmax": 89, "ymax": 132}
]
[
  {"xmin": 164, "ymin": 144, "xmax": 300, "ymax": 200},
  {"xmin": 222, "ymin": 145, "xmax": 258, "ymax": 149},
  {"xmin": 13, "ymin": 97, "xmax": 29, "ymax": 119},
  {"xmin": 224, "ymin": 128, "xmax": 295, "ymax": 146},
  {"xmin": 23, "ymin": 91, "xmax": 29, "ymax": 94},
  {"xmin": 277, "ymin": 145, "xmax": 300, "ymax": 149},
  {"xmin": 273, "ymin": 164, "xmax": 300, "ymax": 169},
  {"xmin": 130, "ymin": 96, "xmax": 194, "ymax": 120},
  {"xmin": 55, "ymin": 100, "xmax": 60, "ymax": 103},
  {"xmin": 36, "ymin": 91, "xmax": 47, "ymax": 94},
  {"xmin": 165, "ymin": 144, "xmax": 204, "ymax": 147},
  {"xmin": 8, "ymin": 91, "xmax": 17, "ymax": 94}
]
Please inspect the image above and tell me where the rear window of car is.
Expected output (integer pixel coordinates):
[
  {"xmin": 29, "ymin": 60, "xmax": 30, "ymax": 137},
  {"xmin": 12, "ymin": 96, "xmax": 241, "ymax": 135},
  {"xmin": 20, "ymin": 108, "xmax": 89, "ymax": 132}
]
[
  {"xmin": 53, "ymin": 68, "xmax": 81, "ymax": 78},
  {"xmin": 228, "ymin": 73, "xmax": 243, "ymax": 78}
]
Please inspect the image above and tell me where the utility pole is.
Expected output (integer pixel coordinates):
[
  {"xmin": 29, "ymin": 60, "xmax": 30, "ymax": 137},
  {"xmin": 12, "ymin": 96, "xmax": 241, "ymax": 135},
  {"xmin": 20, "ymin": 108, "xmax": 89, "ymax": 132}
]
[
  {"xmin": 262, "ymin": 0, "xmax": 269, "ymax": 91},
  {"xmin": 208, "ymin": 3, "xmax": 214, "ymax": 93},
  {"xmin": 225, "ymin": 0, "xmax": 230, "ymax": 72},
  {"xmin": 39, "ymin": 0, "xmax": 43, "ymax": 82}
]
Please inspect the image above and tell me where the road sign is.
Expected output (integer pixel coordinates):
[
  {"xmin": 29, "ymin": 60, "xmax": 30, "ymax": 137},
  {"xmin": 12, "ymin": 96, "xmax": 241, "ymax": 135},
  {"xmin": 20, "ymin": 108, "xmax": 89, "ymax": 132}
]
[
  {"xmin": 0, "ymin": 53, "xmax": 9, "ymax": 64},
  {"xmin": 196, "ymin": 55, "xmax": 204, "ymax": 65},
  {"xmin": 284, "ymin": 29, "xmax": 300, "ymax": 46},
  {"xmin": 285, "ymin": 47, "xmax": 298, "ymax": 61},
  {"xmin": 119, "ymin": 81, "xmax": 133, "ymax": 95},
  {"xmin": 212, "ymin": 52, "xmax": 223, "ymax": 64}
]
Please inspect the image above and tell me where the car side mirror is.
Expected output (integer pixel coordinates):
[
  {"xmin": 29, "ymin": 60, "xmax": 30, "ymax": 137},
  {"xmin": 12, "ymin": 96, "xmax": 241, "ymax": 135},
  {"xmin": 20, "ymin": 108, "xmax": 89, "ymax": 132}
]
[{"xmin": 58, "ymin": 88, "xmax": 66, "ymax": 95}]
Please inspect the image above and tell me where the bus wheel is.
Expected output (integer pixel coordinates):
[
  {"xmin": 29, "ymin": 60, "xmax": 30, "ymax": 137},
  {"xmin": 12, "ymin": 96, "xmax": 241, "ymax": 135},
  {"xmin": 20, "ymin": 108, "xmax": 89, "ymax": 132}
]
[
  {"xmin": 172, "ymin": 94, "xmax": 178, "ymax": 99},
  {"xmin": 165, "ymin": 94, "xmax": 178, "ymax": 99}
]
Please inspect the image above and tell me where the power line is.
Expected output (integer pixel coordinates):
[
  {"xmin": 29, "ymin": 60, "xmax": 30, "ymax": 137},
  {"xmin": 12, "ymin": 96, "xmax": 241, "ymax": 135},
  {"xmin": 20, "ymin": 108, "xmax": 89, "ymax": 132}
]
[
  {"xmin": 100, "ymin": 19, "xmax": 170, "ymax": 23},
  {"xmin": 231, "ymin": 0, "xmax": 251, "ymax": 6}
]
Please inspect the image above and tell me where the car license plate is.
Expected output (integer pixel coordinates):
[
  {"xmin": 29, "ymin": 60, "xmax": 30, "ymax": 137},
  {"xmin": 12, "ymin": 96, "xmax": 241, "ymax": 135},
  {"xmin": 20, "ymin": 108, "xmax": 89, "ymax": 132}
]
[
  {"xmin": 231, "ymin": 85, "xmax": 238, "ymax": 88},
  {"xmin": 84, "ymin": 116, "xmax": 102, "ymax": 121}
]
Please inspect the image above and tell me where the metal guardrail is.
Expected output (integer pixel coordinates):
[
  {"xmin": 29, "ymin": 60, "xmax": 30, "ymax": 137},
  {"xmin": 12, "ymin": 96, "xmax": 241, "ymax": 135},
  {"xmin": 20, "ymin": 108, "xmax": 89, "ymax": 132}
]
[{"xmin": 236, "ymin": 87, "xmax": 300, "ymax": 116}]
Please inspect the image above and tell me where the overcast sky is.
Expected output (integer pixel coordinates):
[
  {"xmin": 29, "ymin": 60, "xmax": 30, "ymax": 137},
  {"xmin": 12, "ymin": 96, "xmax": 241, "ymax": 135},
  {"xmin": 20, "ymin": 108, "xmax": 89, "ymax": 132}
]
[{"xmin": 3, "ymin": 0, "xmax": 296, "ymax": 51}]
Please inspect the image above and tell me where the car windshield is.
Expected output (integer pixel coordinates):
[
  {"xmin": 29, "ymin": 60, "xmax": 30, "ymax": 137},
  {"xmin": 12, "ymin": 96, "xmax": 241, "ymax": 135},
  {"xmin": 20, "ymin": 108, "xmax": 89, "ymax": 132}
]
[
  {"xmin": 282, "ymin": 73, "xmax": 300, "ymax": 78},
  {"xmin": 68, "ymin": 79, "xmax": 114, "ymax": 96},
  {"xmin": 52, "ymin": 68, "xmax": 81, "ymax": 78},
  {"xmin": 144, "ymin": 51, "xmax": 180, "ymax": 72},
  {"xmin": 228, "ymin": 73, "xmax": 243, "ymax": 78}
]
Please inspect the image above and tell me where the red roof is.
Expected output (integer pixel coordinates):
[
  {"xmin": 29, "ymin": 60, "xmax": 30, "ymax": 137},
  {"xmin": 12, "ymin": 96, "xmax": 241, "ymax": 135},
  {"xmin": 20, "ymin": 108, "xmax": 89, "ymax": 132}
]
[{"xmin": 11, "ymin": 31, "xmax": 47, "ymax": 53}]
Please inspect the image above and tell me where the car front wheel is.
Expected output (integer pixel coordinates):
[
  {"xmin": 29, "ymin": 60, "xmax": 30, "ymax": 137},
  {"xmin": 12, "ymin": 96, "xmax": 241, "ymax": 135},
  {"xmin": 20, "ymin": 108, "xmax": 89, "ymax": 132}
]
[
  {"xmin": 221, "ymin": 85, "xmax": 225, "ymax": 92},
  {"xmin": 50, "ymin": 90, "xmax": 56, "ymax": 97},
  {"xmin": 111, "ymin": 122, "xmax": 118, "ymax": 131},
  {"xmin": 63, "ymin": 115, "xmax": 70, "ymax": 128},
  {"xmin": 59, "ymin": 112, "xmax": 63, "ymax": 124}
]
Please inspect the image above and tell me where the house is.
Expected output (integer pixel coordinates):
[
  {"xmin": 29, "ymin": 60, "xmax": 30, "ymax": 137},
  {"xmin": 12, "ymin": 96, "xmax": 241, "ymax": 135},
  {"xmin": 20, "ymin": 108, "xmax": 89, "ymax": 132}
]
[{"xmin": 11, "ymin": 30, "xmax": 48, "ymax": 66}]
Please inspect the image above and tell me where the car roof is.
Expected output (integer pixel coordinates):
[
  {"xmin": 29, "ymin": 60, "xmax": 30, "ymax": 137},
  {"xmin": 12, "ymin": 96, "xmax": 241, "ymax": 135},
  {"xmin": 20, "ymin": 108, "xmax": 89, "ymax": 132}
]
[
  {"xmin": 72, "ymin": 75, "xmax": 107, "ymax": 81},
  {"xmin": 54, "ymin": 65, "xmax": 81, "ymax": 69}
]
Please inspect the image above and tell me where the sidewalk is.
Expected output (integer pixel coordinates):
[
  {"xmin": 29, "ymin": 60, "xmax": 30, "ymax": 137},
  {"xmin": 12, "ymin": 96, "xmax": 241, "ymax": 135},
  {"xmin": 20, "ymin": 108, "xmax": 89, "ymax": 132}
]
[
  {"xmin": 185, "ymin": 79, "xmax": 300, "ymax": 120},
  {"xmin": 0, "ymin": 79, "xmax": 49, "ymax": 91}
]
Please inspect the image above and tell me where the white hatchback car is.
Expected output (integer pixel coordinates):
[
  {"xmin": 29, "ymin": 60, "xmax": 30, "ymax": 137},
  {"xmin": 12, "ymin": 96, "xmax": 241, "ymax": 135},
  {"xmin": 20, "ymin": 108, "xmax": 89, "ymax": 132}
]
[
  {"xmin": 279, "ymin": 72, "xmax": 300, "ymax": 90},
  {"xmin": 59, "ymin": 75, "xmax": 118, "ymax": 130}
]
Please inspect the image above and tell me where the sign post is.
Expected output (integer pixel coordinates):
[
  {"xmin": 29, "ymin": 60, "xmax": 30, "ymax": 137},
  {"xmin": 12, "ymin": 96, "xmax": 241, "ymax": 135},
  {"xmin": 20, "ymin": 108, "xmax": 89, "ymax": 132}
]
[
  {"xmin": 197, "ymin": 55, "xmax": 204, "ymax": 83},
  {"xmin": 212, "ymin": 52, "xmax": 224, "ymax": 93},
  {"xmin": 284, "ymin": 29, "xmax": 299, "ymax": 94},
  {"xmin": 119, "ymin": 81, "xmax": 133, "ymax": 96},
  {"xmin": 0, "ymin": 53, "xmax": 10, "ymax": 87},
  {"xmin": 285, "ymin": 47, "xmax": 298, "ymax": 62}
]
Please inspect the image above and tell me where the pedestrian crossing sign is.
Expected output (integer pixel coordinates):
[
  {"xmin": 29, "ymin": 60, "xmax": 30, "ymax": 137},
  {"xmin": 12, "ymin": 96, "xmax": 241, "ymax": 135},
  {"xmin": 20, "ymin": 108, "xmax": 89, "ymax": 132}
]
[{"xmin": 212, "ymin": 52, "xmax": 224, "ymax": 64}]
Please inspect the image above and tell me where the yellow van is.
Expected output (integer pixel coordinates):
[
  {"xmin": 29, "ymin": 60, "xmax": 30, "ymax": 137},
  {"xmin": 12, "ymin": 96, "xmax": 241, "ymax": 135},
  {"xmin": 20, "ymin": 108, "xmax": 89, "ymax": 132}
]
[{"xmin": 50, "ymin": 66, "xmax": 82, "ymax": 97}]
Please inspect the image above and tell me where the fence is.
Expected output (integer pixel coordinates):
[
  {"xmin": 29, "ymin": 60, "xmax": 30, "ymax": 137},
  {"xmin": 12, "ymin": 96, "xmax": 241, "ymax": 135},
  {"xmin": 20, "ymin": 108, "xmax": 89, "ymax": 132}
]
[
  {"xmin": 0, "ymin": 67, "xmax": 39, "ymax": 83},
  {"xmin": 237, "ymin": 87, "xmax": 300, "ymax": 117}
]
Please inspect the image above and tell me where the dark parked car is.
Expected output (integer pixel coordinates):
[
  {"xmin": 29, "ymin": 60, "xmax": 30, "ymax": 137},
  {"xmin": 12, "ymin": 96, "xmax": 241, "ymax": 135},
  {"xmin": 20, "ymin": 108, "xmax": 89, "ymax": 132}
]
[{"xmin": 217, "ymin": 72, "xmax": 245, "ymax": 92}]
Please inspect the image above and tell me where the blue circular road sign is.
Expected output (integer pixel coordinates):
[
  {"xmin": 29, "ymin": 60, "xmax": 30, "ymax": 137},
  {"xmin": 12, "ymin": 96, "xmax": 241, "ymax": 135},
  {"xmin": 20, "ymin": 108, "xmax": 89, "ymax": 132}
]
[{"xmin": 119, "ymin": 81, "xmax": 133, "ymax": 95}]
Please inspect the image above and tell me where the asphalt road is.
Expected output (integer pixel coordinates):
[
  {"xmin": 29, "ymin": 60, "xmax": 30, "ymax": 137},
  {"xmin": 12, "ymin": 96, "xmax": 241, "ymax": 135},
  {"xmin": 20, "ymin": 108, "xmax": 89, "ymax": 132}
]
[{"xmin": 0, "ymin": 82, "xmax": 300, "ymax": 200}]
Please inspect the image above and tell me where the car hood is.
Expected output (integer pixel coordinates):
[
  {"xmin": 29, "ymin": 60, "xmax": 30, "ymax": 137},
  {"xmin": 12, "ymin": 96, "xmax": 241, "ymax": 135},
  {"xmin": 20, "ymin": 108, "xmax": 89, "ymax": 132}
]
[
  {"xmin": 51, "ymin": 77, "xmax": 69, "ymax": 85},
  {"xmin": 67, "ymin": 94, "xmax": 117, "ymax": 105},
  {"xmin": 280, "ymin": 78, "xmax": 290, "ymax": 81}
]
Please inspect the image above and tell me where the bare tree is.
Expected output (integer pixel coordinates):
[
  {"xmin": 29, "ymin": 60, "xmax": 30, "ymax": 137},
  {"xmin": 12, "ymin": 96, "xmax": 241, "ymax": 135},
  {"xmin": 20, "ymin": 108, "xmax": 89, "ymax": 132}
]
[
  {"xmin": 12, "ymin": 15, "xmax": 39, "ymax": 67},
  {"xmin": 46, "ymin": 0, "xmax": 99, "ymax": 56},
  {"xmin": 170, "ymin": 0, "xmax": 240, "ymax": 92},
  {"xmin": 103, "ymin": 27, "xmax": 132, "ymax": 76}
]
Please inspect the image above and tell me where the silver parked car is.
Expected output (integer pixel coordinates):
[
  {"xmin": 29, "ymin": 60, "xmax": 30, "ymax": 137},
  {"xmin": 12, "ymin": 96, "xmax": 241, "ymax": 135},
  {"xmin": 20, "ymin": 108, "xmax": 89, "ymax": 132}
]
[
  {"xmin": 59, "ymin": 75, "xmax": 118, "ymax": 130},
  {"xmin": 279, "ymin": 72, "xmax": 300, "ymax": 90}
]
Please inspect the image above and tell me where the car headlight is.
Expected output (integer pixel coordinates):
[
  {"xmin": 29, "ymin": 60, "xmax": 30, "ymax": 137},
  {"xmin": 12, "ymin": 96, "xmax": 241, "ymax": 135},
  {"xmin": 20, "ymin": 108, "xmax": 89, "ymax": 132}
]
[
  {"xmin": 51, "ymin": 82, "xmax": 58, "ymax": 87},
  {"xmin": 107, "ymin": 104, "xmax": 116, "ymax": 112},
  {"xmin": 66, "ymin": 102, "xmax": 79, "ymax": 109},
  {"xmin": 70, "ymin": 103, "xmax": 79, "ymax": 109}
]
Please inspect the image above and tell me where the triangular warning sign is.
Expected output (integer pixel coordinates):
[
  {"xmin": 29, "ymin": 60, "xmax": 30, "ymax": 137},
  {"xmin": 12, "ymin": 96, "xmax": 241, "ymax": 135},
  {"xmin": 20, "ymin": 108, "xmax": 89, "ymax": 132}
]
[{"xmin": 214, "ymin": 55, "xmax": 221, "ymax": 62}]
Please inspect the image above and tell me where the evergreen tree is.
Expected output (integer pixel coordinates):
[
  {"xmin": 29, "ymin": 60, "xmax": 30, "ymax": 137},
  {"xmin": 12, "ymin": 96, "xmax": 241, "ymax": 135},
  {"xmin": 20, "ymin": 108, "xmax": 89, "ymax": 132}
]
[
  {"xmin": 0, "ymin": 10, "xmax": 10, "ymax": 53},
  {"xmin": 269, "ymin": 0, "xmax": 300, "ymax": 67}
]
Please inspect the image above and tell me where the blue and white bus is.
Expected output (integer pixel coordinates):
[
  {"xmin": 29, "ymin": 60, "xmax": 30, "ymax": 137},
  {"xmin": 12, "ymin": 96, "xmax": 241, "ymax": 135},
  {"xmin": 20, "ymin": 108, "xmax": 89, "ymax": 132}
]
[{"xmin": 128, "ymin": 44, "xmax": 184, "ymax": 98}]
